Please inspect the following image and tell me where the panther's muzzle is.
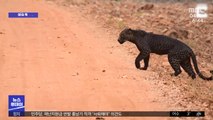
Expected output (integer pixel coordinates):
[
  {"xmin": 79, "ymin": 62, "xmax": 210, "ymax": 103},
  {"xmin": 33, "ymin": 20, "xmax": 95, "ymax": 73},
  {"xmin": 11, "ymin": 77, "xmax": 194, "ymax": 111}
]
[{"xmin": 118, "ymin": 39, "xmax": 125, "ymax": 44}]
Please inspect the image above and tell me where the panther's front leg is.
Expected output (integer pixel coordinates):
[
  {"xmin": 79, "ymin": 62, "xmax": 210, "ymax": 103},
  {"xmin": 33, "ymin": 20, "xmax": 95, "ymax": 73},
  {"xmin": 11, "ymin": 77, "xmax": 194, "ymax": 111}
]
[
  {"xmin": 135, "ymin": 52, "xmax": 150, "ymax": 70},
  {"xmin": 143, "ymin": 55, "xmax": 150, "ymax": 70}
]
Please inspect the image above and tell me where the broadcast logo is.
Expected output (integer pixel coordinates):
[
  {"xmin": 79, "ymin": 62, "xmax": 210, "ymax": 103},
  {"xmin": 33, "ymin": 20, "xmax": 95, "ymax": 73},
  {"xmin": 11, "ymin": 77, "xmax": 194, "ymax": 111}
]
[
  {"xmin": 8, "ymin": 95, "xmax": 25, "ymax": 117},
  {"xmin": 189, "ymin": 4, "xmax": 208, "ymax": 23}
]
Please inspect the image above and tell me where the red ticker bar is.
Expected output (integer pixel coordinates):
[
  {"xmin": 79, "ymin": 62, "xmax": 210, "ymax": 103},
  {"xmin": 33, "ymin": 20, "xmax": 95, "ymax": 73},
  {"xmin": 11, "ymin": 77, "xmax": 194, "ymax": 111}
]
[{"xmin": 20, "ymin": 111, "xmax": 205, "ymax": 117}]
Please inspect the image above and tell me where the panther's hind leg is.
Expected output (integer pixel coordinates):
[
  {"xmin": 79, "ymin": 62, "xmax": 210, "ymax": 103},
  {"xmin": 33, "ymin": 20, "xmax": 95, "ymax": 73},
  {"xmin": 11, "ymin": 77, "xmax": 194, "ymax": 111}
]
[
  {"xmin": 168, "ymin": 55, "xmax": 182, "ymax": 76},
  {"xmin": 180, "ymin": 58, "xmax": 196, "ymax": 79}
]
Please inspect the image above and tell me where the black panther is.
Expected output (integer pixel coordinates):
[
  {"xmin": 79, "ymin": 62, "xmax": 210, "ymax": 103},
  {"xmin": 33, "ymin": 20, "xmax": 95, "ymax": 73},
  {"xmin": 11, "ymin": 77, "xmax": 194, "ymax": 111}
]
[{"xmin": 118, "ymin": 28, "xmax": 212, "ymax": 80}]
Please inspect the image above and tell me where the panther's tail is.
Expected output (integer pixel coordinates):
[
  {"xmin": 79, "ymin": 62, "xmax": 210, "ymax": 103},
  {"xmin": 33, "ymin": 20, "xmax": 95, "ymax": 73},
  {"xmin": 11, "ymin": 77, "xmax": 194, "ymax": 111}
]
[{"xmin": 190, "ymin": 52, "xmax": 212, "ymax": 80}]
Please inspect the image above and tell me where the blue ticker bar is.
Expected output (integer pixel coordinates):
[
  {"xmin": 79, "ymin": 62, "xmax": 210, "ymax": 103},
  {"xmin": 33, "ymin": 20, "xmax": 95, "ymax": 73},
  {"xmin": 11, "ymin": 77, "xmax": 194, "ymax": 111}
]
[{"xmin": 8, "ymin": 12, "xmax": 38, "ymax": 18}]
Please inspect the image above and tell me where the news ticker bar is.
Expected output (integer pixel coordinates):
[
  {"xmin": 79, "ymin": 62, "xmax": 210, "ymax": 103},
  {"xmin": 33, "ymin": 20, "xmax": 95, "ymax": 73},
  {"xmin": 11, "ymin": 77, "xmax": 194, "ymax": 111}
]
[{"xmin": 9, "ymin": 111, "xmax": 205, "ymax": 117}]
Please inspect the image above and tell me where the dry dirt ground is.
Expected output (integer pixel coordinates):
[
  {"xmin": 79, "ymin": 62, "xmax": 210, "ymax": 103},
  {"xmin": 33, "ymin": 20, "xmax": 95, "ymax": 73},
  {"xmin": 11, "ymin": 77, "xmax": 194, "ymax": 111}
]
[
  {"xmin": 0, "ymin": 0, "xmax": 212, "ymax": 120},
  {"xmin": 0, "ymin": 0, "xmax": 168, "ymax": 120},
  {"xmin": 52, "ymin": 0, "xmax": 213, "ymax": 119}
]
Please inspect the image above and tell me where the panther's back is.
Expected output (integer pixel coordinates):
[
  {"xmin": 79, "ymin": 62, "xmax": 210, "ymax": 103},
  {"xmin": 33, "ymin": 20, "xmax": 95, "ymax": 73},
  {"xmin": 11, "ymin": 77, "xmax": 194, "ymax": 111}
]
[{"xmin": 146, "ymin": 33, "xmax": 191, "ymax": 55}]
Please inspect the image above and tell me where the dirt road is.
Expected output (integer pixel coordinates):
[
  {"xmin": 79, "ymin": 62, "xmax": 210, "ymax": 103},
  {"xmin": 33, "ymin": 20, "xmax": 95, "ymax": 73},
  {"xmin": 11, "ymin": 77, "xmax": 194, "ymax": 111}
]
[{"xmin": 0, "ymin": 0, "xmax": 167, "ymax": 119}]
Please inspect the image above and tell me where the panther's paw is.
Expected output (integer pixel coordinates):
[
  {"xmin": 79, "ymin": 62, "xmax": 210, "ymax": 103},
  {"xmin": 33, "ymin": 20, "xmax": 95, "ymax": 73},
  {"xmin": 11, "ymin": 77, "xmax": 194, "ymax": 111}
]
[
  {"xmin": 141, "ymin": 67, "xmax": 148, "ymax": 70},
  {"xmin": 137, "ymin": 67, "xmax": 147, "ymax": 70},
  {"xmin": 135, "ymin": 64, "xmax": 141, "ymax": 69},
  {"xmin": 137, "ymin": 67, "xmax": 143, "ymax": 70},
  {"xmin": 191, "ymin": 74, "xmax": 196, "ymax": 80},
  {"xmin": 170, "ymin": 73, "xmax": 175, "ymax": 76}
]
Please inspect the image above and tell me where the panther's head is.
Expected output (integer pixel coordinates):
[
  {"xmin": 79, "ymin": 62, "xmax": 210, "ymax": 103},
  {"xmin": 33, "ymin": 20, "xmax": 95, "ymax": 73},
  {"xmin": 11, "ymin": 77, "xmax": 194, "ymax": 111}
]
[
  {"xmin": 118, "ymin": 28, "xmax": 147, "ymax": 44},
  {"xmin": 118, "ymin": 28, "xmax": 134, "ymax": 44}
]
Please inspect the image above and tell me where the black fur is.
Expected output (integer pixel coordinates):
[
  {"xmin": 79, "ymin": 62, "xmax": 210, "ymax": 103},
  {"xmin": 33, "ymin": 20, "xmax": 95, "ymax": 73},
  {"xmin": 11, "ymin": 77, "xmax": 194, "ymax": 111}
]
[{"xmin": 118, "ymin": 28, "xmax": 212, "ymax": 80}]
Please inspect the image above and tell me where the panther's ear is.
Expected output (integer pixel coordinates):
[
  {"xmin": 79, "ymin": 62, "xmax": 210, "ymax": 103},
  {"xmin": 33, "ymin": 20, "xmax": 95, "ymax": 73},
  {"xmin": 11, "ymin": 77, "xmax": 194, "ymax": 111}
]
[
  {"xmin": 127, "ymin": 28, "xmax": 133, "ymax": 33},
  {"xmin": 122, "ymin": 27, "xmax": 133, "ymax": 34},
  {"xmin": 123, "ymin": 27, "xmax": 130, "ymax": 30}
]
